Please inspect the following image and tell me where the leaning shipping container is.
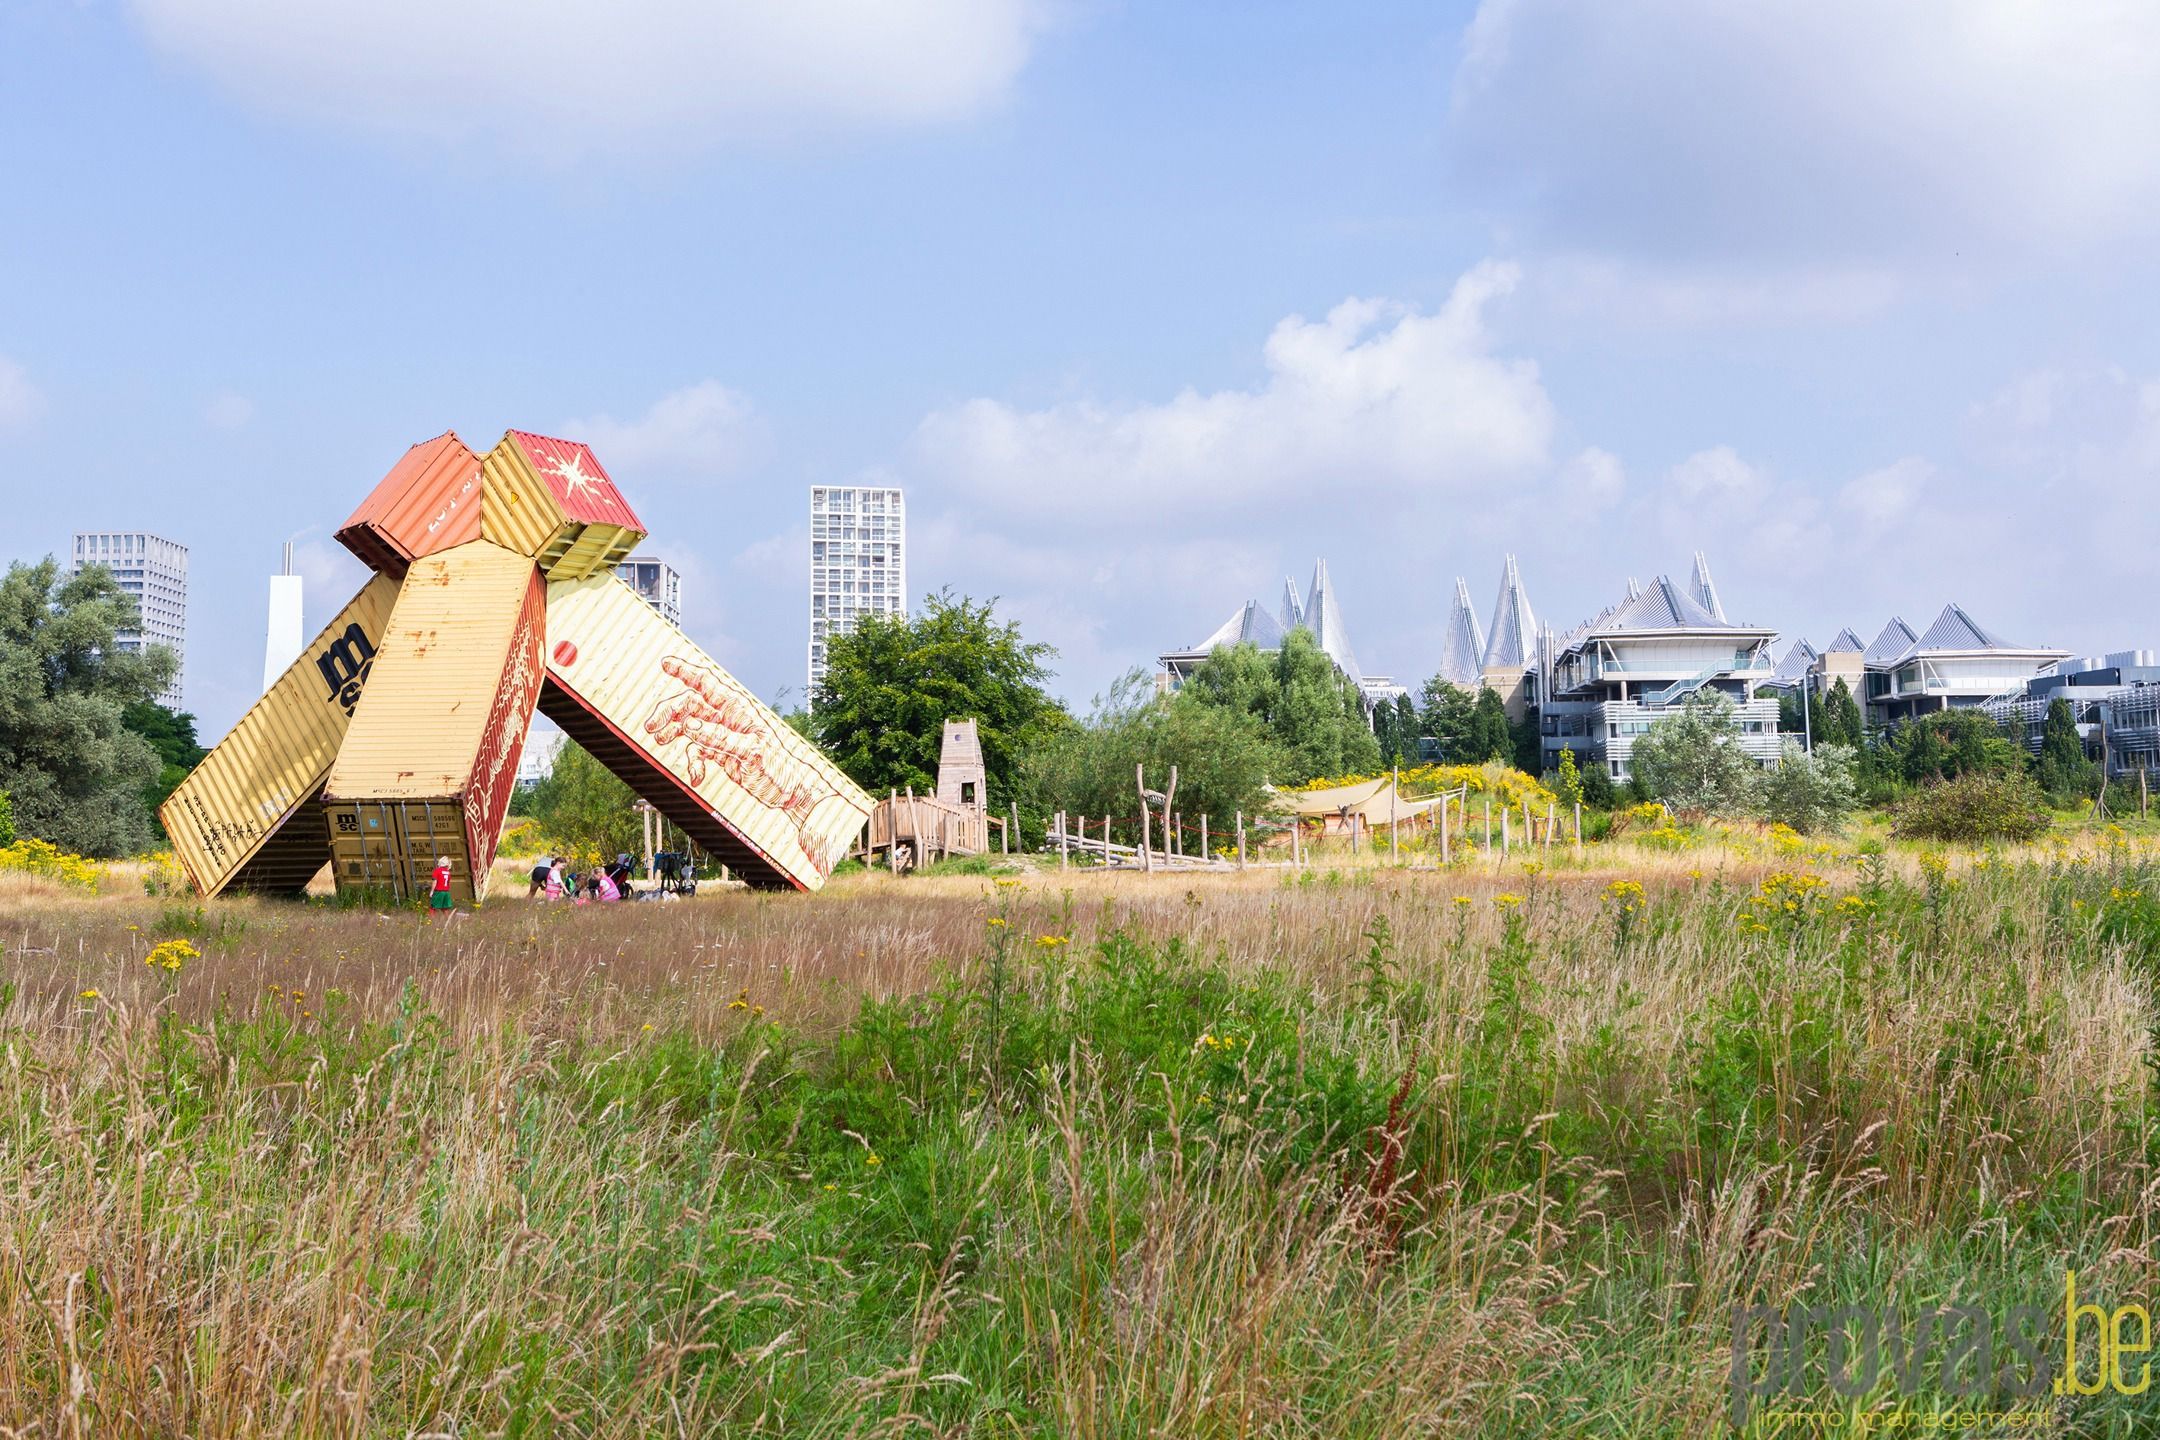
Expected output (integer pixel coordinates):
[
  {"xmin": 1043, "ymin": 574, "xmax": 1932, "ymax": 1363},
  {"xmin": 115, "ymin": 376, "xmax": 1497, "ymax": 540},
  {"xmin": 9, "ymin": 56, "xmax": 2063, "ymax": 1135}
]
[
  {"xmin": 334, "ymin": 431, "xmax": 485, "ymax": 578},
  {"xmin": 322, "ymin": 540, "xmax": 545, "ymax": 904},
  {"xmin": 161, "ymin": 574, "xmax": 401, "ymax": 898},
  {"xmin": 479, "ymin": 429, "xmax": 647, "ymax": 580},
  {"xmin": 539, "ymin": 573, "xmax": 872, "ymax": 891}
]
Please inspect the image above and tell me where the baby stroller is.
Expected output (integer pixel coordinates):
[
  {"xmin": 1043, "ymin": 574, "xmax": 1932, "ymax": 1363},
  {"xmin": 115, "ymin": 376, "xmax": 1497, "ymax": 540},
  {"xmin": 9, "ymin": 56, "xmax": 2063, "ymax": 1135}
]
[{"xmin": 653, "ymin": 850, "xmax": 697, "ymax": 898}]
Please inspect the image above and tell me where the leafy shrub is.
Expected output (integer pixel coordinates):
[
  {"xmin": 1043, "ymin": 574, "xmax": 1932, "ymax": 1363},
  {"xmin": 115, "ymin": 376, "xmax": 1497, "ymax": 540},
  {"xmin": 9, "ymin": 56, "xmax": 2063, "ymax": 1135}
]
[
  {"xmin": 1628, "ymin": 692, "xmax": 1761, "ymax": 818},
  {"xmin": 1890, "ymin": 769, "xmax": 2051, "ymax": 844},
  {"xmin": 1758, "ymin": 741, "xmax": 1858, "ymax": 835},
  {"xmin": 0, "ymin": 789, "xmax": 12, "ymax": 846}
]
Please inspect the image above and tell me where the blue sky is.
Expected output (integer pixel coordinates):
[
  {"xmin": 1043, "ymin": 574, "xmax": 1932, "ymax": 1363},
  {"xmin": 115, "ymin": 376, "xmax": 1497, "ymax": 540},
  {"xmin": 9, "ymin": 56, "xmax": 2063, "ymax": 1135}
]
[{"xmin": 5, "ymin": 0, "xmax": 2158, "ymax": 740}]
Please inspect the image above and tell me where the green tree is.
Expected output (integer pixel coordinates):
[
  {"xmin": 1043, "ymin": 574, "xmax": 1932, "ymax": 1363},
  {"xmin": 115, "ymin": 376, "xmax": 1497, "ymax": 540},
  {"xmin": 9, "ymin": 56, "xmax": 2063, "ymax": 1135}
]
[
  {"xmin": 122, "ymin": 700, "xmax": 207, "ymax": 827},
  {"xmin": 1181, "ymin": 629, "xmax": 1379, "ymax": 782},
  {"xmin": 1466, "ymin": 687, "xmax": 1512, "ymax": 764},
  {"xmin": 1024, "ymin": 672, "xmax": 1289, "ymax": 840},
  {"xmin": 0, "ymin": 559, "xmax": 175, "ymax": 856},
  {"xmin": 1373, "ymin": 692, "xmax": 1418, "ymax": 766},
  {"xmin": 1758, "ymin": 740, "xmax": 1858, "ymax": 834},
  {"xmin": 810, "ymin": 591, "xmax": 1067, "ymax": 809},
  {"xmin": 1551, "ymin": 745, "xmax": 1584, "ymax": 810},
  {"xmin": 1885, "ymin": 708, "xmax": 2023, "ymax": 787},
  {"xmin": 1776, "ymin": 686, "xmax": 1818, "ymax": 744},
  {"xmin": 1578, "ymin": 754, "xmax": 1616, "ymax": 809},
  {"xmin": 0, "ymin": 788, "xmax": 14, "ymax": 846},
  {"xmin": 528, "ymin": 741, "xmax": 642, "ymax": 863},
  {"xmin": 1419, "ymin": 677, "xmax": 1479, "ymax": 761},
  {"xmin": 2034, "ymin": 697, "xmax": 2096, "ymax": 801},
  {"xmin": 1820, "ymin": 679, "xmax": 1865, "ymax": 752},
  {"xmin": 1628, "ymin": 692, "xmax": 1762, "ymax": 818}
]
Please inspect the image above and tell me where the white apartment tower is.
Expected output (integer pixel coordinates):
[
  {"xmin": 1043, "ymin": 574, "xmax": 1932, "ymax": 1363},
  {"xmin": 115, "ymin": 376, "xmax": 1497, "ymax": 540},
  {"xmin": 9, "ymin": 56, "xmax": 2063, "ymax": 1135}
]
[
  {"xmin": 808, "ymin": 485, "xmax": 906, "ymax": 702},
  {"xmin": 615, "ymin": 555, "xmax": 683, "ymax": 629},
  {"xmin": 72, "ymin": 530, "xmax": 187, "ymax": 709}
]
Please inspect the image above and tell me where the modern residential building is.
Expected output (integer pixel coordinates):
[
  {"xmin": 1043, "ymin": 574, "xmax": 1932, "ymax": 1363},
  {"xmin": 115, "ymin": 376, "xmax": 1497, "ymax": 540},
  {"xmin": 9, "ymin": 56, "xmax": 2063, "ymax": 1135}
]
[
  {"xmin": 72, "ymin": 530, "xmax": 187, "ymax": 709},
  {"xmin": 1158, "ymin": 559, "xmax": 1404, "ymax": 707},
  {"xmin": 615, "ymin": 555, "xmax": 683, "ymax": 629},
  {"xmin": 1980, "ymin": 650, "xmax": 2160, "ymax": 777},
  {"xmin": 1536, "ymin": 569, "xmax": 1781, "ymax": 780},
  {"xmin": 1859, "ymin": 604, "xmax": 2067, "ymax": 726},
  {"xmin": 808, "ymin": 484, "xmax": 906, "ymax": 702}
]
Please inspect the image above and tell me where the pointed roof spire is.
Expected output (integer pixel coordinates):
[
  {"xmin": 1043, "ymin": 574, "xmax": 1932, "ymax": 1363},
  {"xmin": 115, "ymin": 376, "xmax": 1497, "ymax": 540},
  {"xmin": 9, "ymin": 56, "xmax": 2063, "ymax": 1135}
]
[
  {"xmin": 1278, "ymin": 575, "xmax": 1305, "ymax": 633},
  {"xmin": 1864, "ymin": 616, "xmax": 1918, "ymax": 666},
  {"xmin": 1910, "ymin": 603, "xmax": 2014, "ymax": 653},
  {"xmin": 1690, "ymin": 551, "xmax": 1726, "ymax": 622},
  {"xmin": 1193, "ymin": 598, "xmax": 1285, "ymax": 653},
  {"xmin": 1481, "ymin": 554, "xmax": 1537, "ymax": 671},
  {"xmin": 1438, "ymin": 576, "xmax": 1486, "ymax": 687},
  {"xmin": 1772, "ymin": 637, "xmax": 1819, "ymax": 683},
  {"xmin": 1825, "ymin": 626, "xmax": 1865, "ymax": 653},
  {"xmin": 1302, "ymin": 559, "xmax": 1362, "ymax": 686}
]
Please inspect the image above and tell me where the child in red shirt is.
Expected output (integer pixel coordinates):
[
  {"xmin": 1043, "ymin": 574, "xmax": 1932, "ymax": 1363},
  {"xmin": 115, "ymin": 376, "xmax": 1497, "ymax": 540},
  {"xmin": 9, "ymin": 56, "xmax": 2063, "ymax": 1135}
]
[{"xmin": 428, "ymin": 856, "xmax": 455, "ymax": 921}]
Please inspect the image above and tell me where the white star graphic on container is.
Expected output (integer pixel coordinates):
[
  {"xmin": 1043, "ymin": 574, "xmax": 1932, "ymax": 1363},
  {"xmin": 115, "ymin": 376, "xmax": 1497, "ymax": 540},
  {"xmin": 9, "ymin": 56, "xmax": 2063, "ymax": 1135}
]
[{"xmin": 545, "ymin": 451, "xmax": 603, "ymax": 499}]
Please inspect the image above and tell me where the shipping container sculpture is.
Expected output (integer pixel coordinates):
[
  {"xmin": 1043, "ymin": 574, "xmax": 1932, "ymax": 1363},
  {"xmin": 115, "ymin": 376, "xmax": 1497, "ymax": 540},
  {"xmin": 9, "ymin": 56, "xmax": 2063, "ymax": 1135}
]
[{"xmin": 162, "ymin": 429, "xmax": 873, "ymax": 901}]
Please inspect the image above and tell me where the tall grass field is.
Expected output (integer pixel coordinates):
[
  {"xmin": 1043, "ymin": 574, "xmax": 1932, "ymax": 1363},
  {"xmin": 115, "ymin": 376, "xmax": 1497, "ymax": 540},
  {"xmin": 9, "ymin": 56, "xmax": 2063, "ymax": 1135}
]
[{"xmin": 2, "ymin": 828, "xmax": 2156, "ymax": 1435}]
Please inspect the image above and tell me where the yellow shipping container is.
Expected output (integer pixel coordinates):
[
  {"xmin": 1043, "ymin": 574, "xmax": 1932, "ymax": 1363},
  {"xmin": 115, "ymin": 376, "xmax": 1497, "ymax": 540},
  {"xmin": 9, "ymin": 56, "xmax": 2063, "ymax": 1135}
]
[
  {"xmin": 478, "ymin": 429, "xmax": 646, "ymax": 581},
  {"xmin": 161, "ymin": 574, "xmax": 400, "ymax": 898},
  {"xmin": 323, "ymin": 540, "xmax": 546, "ymax": 903},
  {"xmin": 541, "ymin": 574, "xmax": 873, "ymax": 891}
]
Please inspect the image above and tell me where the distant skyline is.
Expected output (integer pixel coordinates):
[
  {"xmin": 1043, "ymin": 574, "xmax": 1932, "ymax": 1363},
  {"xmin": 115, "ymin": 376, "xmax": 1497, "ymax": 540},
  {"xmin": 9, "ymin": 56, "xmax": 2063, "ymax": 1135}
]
[{"xmin": 7, "ymin": 2, "xmax": 2160, "ymax": 739}]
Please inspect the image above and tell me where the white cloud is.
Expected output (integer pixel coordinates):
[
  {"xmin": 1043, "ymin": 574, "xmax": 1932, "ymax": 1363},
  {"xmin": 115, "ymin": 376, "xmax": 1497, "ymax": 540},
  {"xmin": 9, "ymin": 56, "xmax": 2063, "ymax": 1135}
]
[
  {"xmin": 204, "ymin": 390, "xmax": 253, "ymax": 430},
  {"xmin": 1837, "ymin": 457, "xmax": 1932, "ymax": 537},
  {"xmin": 912, "ymin": 262, "xmax": 1556, "ymax": 522},
  {"xmin": 1556, "ymin": 446, "xmax": 1623, "ymax": 512},
  {"xmin": 563, "ymin": 380, "xmax": 765, "ymax": 481},
  {"xmin": 129, "ymin": 0, "xmax": 1047, "ymax": 157},
  {"xmin": 0, "ymin": 356, "xmax": 45, "ymax": 430},
  {"xmin": 1451, "ymin": 0, "xmax": 2160, "ymax": 260}
]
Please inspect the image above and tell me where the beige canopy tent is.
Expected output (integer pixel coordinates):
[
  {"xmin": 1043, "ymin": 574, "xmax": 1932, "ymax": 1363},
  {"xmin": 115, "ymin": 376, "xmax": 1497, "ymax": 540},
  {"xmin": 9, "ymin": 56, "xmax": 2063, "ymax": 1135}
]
[{"xmin": 1266, "ymin": 779, "xmax": 1452, "ymax": 831}]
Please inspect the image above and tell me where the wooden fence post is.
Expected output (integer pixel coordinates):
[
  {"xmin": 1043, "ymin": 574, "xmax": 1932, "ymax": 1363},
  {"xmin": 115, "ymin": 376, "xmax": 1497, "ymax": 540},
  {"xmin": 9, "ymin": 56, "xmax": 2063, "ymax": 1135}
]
[
  {"xmin": 1573, "ymin": 800, "xmax": 1582, "ymax": 853},
  {"xmin": 889, "ymin": 789, "xmax": 899, "ymax": 874},
  {"xmin": 1501, "ymin": 805, "xmax": 1510, "ymax": 857},
  {"xmin": 1236, "ymin": 812, "xmax": 1246, "ymax": 869},
  {"xmin": 1440, "ymin": 793, "xmax": 1450, "ymax": 865},
  {"xmin": 1200, "ymin": 813, "xmax": 1209, "ymax": 861},
  {"xmin": 1390, "ymin": 766, "xmax": 1400, "ymax": 863}
]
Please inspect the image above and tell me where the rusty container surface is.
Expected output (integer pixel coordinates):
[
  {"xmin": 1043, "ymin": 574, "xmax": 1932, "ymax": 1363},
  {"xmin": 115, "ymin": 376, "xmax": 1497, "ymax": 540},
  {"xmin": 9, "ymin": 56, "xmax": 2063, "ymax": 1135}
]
[
  {"xmin": 161, "ymin": 574, "xmax": 400, "ymax": 898},
  {"xmin": 479, "ymin": 430, "xmax": 647, "ymax": 581},
  {"xmin": 539, "ymin": 573, "xmax": 872, "ymax": 891},
  {"xmin": 335, "ymin": 432, "xmax": 485, "ymax": 577},
  {"xmin": 322, "ymin": 540, "xmax": 545, "ymax": 903}
]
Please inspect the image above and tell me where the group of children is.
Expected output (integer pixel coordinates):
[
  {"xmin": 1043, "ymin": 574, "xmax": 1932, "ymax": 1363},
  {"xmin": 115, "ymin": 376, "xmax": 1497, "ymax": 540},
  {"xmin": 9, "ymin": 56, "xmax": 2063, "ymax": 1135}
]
[
  {"xmin": 416, "ymin": 853, "xmax": 648, "ymax": 922},
  {"xmin": 524, "ymin": 853, "xmax": 639, "ymax": 903}
]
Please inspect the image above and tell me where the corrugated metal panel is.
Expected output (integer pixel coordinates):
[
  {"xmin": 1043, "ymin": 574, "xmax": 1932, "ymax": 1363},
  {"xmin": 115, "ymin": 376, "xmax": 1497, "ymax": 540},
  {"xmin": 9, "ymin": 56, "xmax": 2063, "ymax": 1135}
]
[
  {"xmin": 323, "ymin": 540, "xmax": 543, "ymax": 903},
  {"xmin": 479, "ymin": 431, "xmax": 647, "ymax": 581},
  {"xmin": 479, "ymin": 436, "xmax": 562, "ymax": 562},
  {"xmin": 541, "ymin": 574, "xmax": 872, "ymax": 890},
  {"xmin": 336, "ymin": 432, "xmax": 484, "ymax": 577},
  {"xmin": 461, "ymin": 566, "xmax": 546, "ymax": 878},
  {"xmin": 505, "ymin": 430, "xmax": 645, "ymax": 532},
  {"xmin": 161, "ymin": 574, "xmax": 400, "ymax": 898}
]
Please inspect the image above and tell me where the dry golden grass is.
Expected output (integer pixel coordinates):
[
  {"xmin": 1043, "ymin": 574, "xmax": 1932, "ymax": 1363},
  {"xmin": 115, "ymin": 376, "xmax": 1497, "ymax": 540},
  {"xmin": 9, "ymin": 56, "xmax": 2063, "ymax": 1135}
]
[{"xmin": 0, "ymin": 830, "xmax": 2155, "ymax": 1435}]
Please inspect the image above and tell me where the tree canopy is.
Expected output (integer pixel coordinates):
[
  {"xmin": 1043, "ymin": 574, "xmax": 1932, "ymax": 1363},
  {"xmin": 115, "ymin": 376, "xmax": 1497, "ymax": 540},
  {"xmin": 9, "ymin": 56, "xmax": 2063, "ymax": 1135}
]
[
  {"xmin": 526, "ymin": 740, "xmax": 642, "ymax": 865},
  {"xmin": 1178, "ymin": 628, "xmax": 1379, "ymax": 782},
  {"xmin": 1628, "ymin": 692, "xmax": 1762, "ymax": 818},
  {"xmin": 1023, "ymin": 672, "xmax": 1288, "ymax": 839},
  {"xmin": 810, "ymin": 591, "xmax": 1067, "ymax": 808},
  {"xmin": 123, "ymin": 700, "xmax": 207, "ymax": 829},
  {"xmin": 1882, "ymin": 708, "xmax": 2025, "ymax": 787},
  {"xmin": 0, "ymin": 559, "xmax": 176, "ymax": 856}
]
